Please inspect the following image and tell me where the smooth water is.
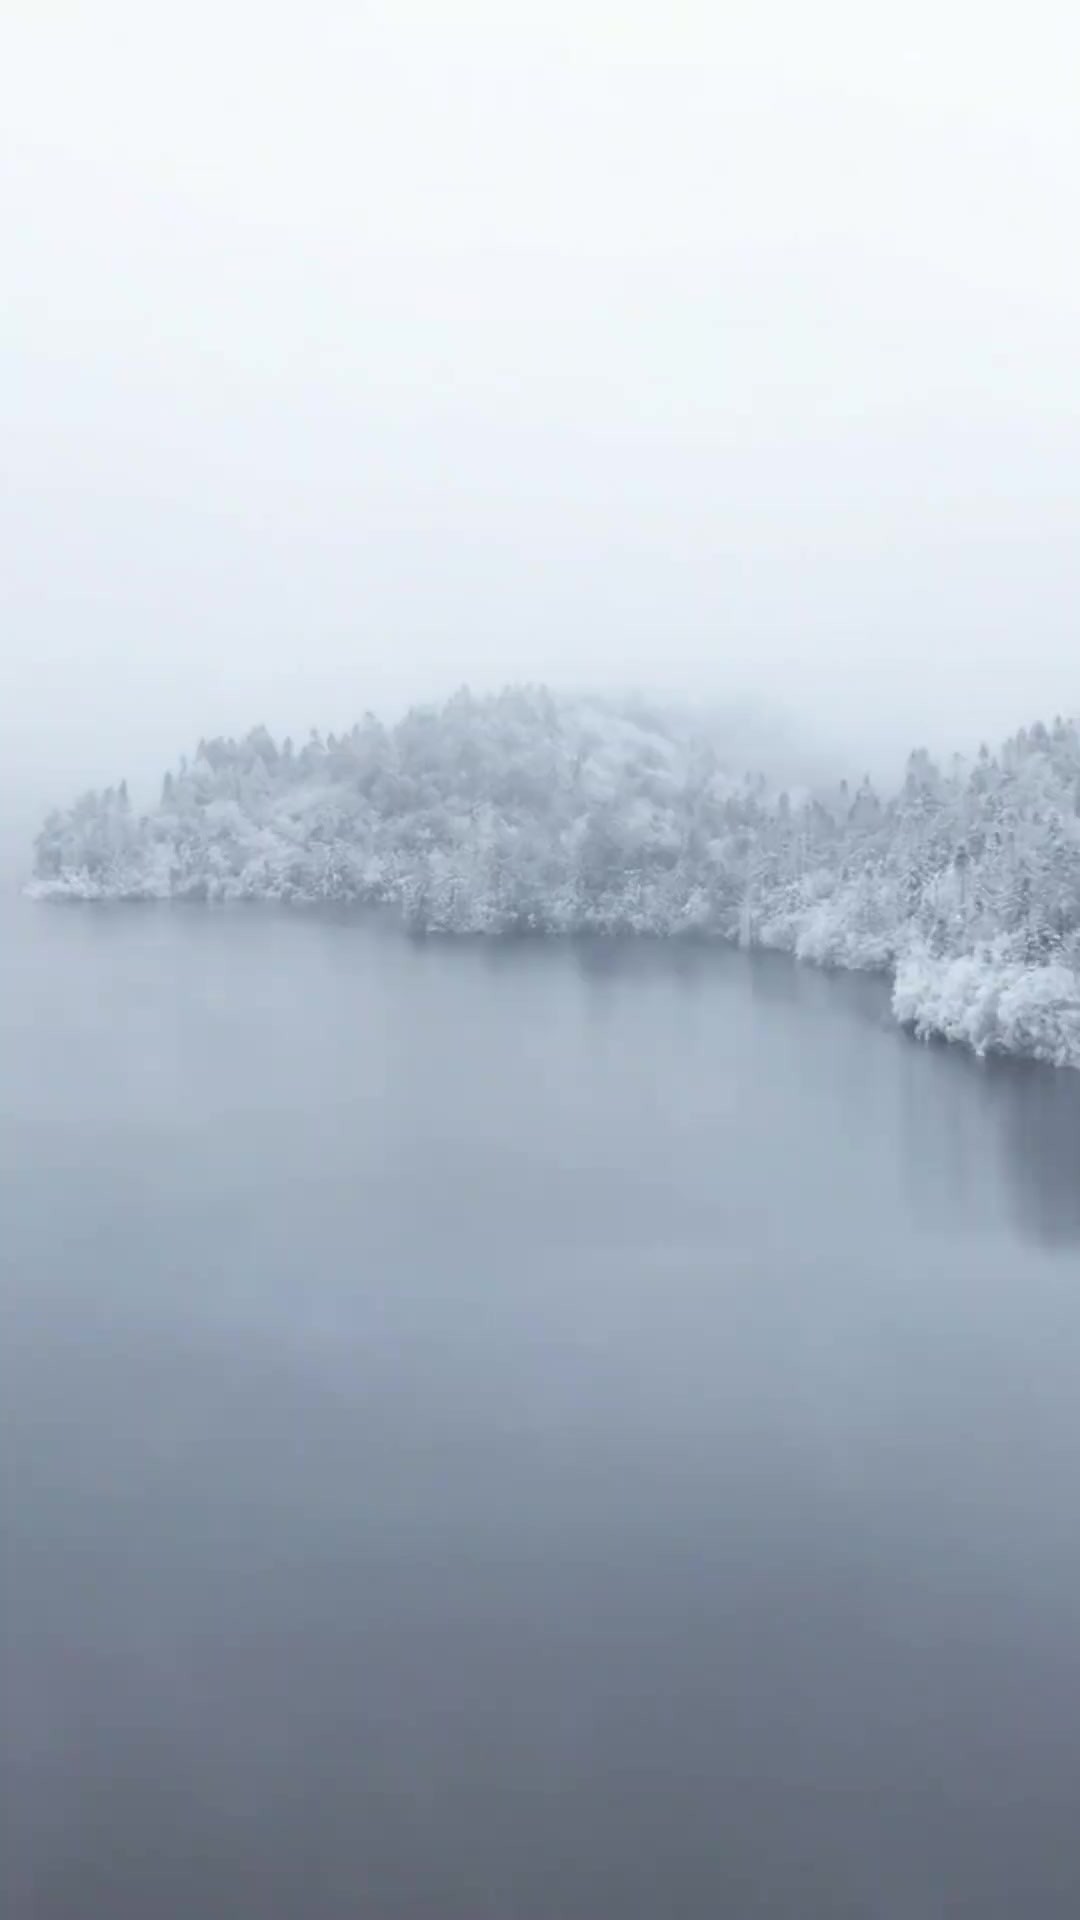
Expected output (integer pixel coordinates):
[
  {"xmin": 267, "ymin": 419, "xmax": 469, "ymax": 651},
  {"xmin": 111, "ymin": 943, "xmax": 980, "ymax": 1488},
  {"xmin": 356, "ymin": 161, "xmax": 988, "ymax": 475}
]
[{"xmin": 4, "ymin": 901, "xmax": 1080, "ymax": 1919}]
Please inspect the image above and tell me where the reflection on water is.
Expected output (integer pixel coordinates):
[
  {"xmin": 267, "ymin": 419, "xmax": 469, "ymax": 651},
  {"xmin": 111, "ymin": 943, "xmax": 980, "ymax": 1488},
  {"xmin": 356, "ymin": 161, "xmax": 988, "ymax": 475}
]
[
  {"xmin": 985, "ymin": 1053, "xmax": 1080, "ymax": 1247},
  {"xmin": 740, "ymin": 945, "xmax": 1080, "ymax": 1253},
  {"xmin": 5, "ymin": 903, "xmax": 1080, "ymax": 1920}
]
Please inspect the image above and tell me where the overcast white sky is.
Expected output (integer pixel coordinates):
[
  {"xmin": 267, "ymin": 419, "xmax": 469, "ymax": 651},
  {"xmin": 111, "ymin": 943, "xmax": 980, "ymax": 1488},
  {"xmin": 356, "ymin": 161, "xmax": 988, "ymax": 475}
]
[{"xmin": 3, "ymin": 0, "xmax": 1079, "ymax": 820}]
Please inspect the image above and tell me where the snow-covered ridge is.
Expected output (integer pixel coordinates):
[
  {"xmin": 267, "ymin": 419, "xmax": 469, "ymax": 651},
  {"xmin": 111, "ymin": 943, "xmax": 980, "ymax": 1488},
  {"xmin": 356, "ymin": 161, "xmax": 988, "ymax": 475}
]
[{"xmin": 29, "ymin": 687, "xmax": 1080, "ymax": 1069}]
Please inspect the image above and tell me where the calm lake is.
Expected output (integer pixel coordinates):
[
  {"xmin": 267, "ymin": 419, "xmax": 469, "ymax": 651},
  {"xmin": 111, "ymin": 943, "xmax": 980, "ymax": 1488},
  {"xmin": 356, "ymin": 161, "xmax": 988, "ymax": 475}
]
[{"xmin": 4, "ymin": 900, "xmax": 1080, "ymax": 1918}]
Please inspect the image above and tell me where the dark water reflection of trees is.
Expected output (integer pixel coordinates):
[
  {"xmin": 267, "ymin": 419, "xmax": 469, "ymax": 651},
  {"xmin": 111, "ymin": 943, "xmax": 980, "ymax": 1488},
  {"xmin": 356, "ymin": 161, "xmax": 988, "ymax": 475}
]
[
  {"xmin": 570, "ymin": 937, "xmax": 1080, "ymax": 1253},
  {"xmin": 796, "ymin": 953, "xmax": 1080, "ymax": 1253}
]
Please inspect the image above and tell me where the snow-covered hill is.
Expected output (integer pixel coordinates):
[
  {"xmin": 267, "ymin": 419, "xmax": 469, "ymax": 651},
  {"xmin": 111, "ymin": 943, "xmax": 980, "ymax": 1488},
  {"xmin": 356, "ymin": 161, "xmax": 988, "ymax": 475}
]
[{"xmin": 29, "ymin": 687, "xmax": 1080, "ymax": 1068}]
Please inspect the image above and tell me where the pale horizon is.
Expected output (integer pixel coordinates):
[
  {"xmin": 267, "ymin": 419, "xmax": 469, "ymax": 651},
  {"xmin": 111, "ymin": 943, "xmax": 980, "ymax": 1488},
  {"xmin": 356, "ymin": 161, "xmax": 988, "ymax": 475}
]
[{"xmin": 4, "ymin": 0, "xmax": 1079, "ymax": 823}]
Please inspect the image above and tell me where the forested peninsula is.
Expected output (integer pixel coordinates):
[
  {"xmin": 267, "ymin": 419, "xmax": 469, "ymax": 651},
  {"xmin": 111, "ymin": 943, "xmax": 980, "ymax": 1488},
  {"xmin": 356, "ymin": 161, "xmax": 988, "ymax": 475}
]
[{"xmin": 31, "ymin": 687, "xmax": 1080, "ymax": 1068}]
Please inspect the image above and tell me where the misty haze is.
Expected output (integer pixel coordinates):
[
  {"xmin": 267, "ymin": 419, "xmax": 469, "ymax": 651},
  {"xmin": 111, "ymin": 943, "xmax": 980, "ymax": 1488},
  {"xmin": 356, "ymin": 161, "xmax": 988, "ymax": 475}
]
[{"xmin": 4, "ymin": 4, "xmax": 1080, "ymax": 1918}]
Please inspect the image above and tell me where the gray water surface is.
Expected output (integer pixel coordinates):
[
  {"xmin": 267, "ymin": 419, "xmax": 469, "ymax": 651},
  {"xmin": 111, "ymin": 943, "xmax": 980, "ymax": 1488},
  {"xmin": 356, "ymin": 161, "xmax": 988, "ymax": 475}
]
[{"xmin": 4, "ymin": 902, "xmax": 1080, "ymax": 1918}]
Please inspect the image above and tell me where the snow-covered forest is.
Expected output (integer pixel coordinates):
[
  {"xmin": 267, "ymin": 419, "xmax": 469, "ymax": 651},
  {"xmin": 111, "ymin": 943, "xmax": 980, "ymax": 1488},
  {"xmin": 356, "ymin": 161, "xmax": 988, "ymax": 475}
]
[{"xmin": 30, "ymin": 687, "xmax": 1080, "ymax": 1068}]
